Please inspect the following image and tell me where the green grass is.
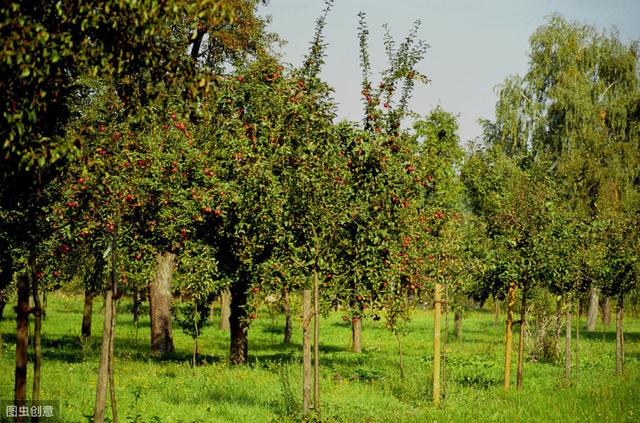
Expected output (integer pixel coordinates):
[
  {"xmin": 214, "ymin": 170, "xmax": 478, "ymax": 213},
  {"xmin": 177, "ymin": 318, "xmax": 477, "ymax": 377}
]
[{"xmin": 1, "ymin": 293, "xmax": 639, "ymax": 422}]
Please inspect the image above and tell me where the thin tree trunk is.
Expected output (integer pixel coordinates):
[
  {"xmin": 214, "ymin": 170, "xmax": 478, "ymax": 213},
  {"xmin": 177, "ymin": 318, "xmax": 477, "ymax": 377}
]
[
  {"xmin": 454, "ymin": 311, "xmax": 462, "ymax": 339},
  {"xmin": 494, "ymin": 300, "xmax": 500, "ymax": 327},
  {"xmin": 82, "ymin": 289, "xmax": 94, "ymax": 339},
  {"xmin": 29, "ymin": 253, "xmax": 42, "ymax": 403},
  {"xmin": 442, "ymin": 286, "xmax": 449, "ymax": 400},
  {"xmin": 516, "ymin": 287, "xmax": 527, "ymax": 389},
  {"xmin": 283, "ymin": 288, "xmax": 292, "ymax": 344},
  {"xmin": 351, "ymin": 316, "xmax": 362, "ymax": 353},
  {"xmin": 14, "ymin": 274, "xmax": 29, "ymax": 408},
  {"xmin": 219, "ymin": 288, "xmax": 231, "ymax": 330},
  {"xmin": 95, "ymin": 230, "xmax": 119, "ymax": 423},
  {"xmin": 302, "ymin": 289, "xmax": 311, "ymax": 415},
  {"xmin": 149, "ymin": 251, "xmax": 176, "ymax": 355},
  {"xmin": 433, "ymin": 282, "xmax": 442, "ymax": 408},
  {"xmin": 192, "ymin": 302, "xmax": 199, "ymax": 368},
  {"xmin": 94, "ymin": 290, "xmax": 113, "ymax": 422},
  {"xmin": 601, "ymin": 297, "xmax": 612, "ymax": 327},
  {"xmin": 84, "ymin": 255, "xmax": 105, "ymax": 340},
  {"xmin": 504, "ymin": 282, "xmax": 516, "ymax": 390},
  {"xmin": 132, "ymin": 287, "xmax": 141, "ymax": 326},
  {"xmin": 564, "ymin": 300, "xmax": 571, "ymax": 379},
  {"xmin": 576, "ymin": 302, "xmax": 580, "ymax": 381},
  {"xmin": 108, "ymin": 290, "xmax": 118, "ymax": 423},
  {"xmin": 0, "ymin": 300, "xmax": 6, "ymax": 321},
  {"xmin": 313, "ymin": 266, "xmax": 320, "ymax": 413},
  {"xmin": 396, "ymin": 332, "xmax": 404, "ymax": 379},
  {"xmin": 229, "ymin": 280, "xmax": 248, "ymax": 365},
  {"xmin": 616, "ymin": 295, "xmax": 624, "ymax": 375},
  {"xmin": 586, "ymin": 287, "xmax": 598, "ymax": 332}
]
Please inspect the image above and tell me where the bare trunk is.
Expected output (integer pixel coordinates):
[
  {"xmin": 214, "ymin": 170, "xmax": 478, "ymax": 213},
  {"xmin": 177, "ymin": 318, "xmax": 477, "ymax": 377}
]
[
  {"xmin": 504, "ymin": 282, "xmax": 516, "ymax": 390},
  {"xmin": 601, "ymin": 297, "xmax": 612, "ymax": 327},
  {"xmin": 29, "ymin": 253, "xmax": 42, "ymax": 403},
  {"xmin": 313, "ymin": 267, "xmax": 320, "ymax": 413},
  {"xmin": 229, "ymin": 280, "xmax": 248, "ymax": 365},
  {"xmin": 15, "ymin": 274, "xmax": 29, "ymax": 408},
  {"xmin": 564, "ymin": 301, "xmax": 571, "ymax": 379},
  {"xmin": 132, "ymin": 287, "xmax": 141, "ymax": 326},
  {"xmin": 351, "ymin": 316, "xmax": 362, "ymax": 353},
  {"xmin": 95, "ymin": 231, "xmax": 119, "ymax": 423},
  {"xmin": 586, "ymin": 287, "xmax": 598, "ymax": 332},
  {"xmin": 615, "ymin": 296, "xmax": 624, "ymax": 375},
  {"xmin": 149, "ymin": 251, "xmax": 176, "ymax": 355},
  {"xmin": 108, "ymin": 292, "xmax": 118, "ymax": 423},
  {"xmin": 283, "ymin": 288, "xmax": 292, "ymax": 344},
  {"xmin": 82, "ymin": 290, "xmax": 94, "ymax": 339},
  {"xmin": 302, "ymin": 289, "xmax": 311, "ymax": 415},
  {"xmin": 94, "ymin": 290, "xmax": 113, "ymax": 422},
  {"xmin": 576, "ymin": 302, "xmax": 580, "ymax": 380},
  {"xmin": 219, "ymin": 288, "xmax": 231, "ymax": 330},
  {"xmin": 192, "ymin": 303, "xmax": 199, "ymax": 368},
  {"xmin": 494, "ymin": 300, "xmax": 500, "ymax": 327},
  {"xmin": 454, "ymin": 311, "xmax": 462, "ymax": 339},
  {"xmin": 433, "ymin": 282, "xmax": 442, "ymax": 407},
  {"xmin": 516, "ymin": 288, "xmax": 527, "ymax": 389},
  {"xmin": 395, "ymin": 332, "xmax": 405, "ymax": 379}
]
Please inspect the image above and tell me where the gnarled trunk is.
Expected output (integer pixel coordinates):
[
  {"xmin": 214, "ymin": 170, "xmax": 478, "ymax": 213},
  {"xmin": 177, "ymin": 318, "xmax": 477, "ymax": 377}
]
[
  {"xmin": 149, "ymin": 251, "xmax": 176, "ymax": 355},
  {"xmin": 585, "ymin": 287, "xmax": 598, "ymax": 332},
  {"xmin": 229, "ymin": 280, "xmax": 248, "ymax": 364}
]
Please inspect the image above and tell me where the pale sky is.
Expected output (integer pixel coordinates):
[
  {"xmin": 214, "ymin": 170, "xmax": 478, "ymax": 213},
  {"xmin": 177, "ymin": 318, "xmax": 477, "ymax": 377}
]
[{"xmin": 261, "ymin": 0, "xmax": 640, "ymax": 143}]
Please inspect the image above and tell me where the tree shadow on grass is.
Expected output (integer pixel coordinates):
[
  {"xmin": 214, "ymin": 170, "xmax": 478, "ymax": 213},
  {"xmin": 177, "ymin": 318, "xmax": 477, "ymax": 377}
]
[
  {"xmin": 579, "ymin": 330, "xmax": 640, "ymax": 342},
  {"xmin": 1, "ymin": 332, "xmax": 226, "ymax": 366}
]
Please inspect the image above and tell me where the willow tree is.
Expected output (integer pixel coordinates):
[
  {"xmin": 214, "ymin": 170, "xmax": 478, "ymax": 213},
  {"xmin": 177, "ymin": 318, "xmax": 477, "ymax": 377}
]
[{"xmin": 485, "ymin": 15, "xmax": 640, "ymax": 332}]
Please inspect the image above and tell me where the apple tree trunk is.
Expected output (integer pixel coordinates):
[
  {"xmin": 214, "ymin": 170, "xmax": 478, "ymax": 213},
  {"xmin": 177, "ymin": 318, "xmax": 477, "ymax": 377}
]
[
  {"xmin": 219, "ymin": 288, "xmax": 231, "ymax": 330},
  {"xmin": 454, "ymin": 310, "xmax": 463, "ymax": 339},
  {"xmin": 586, "ymin": 287, "xmax": 598, "ymax": 332},
  {"xmin": 229, "ymin": 279, "xmax": 248, "ymax": 365},
  {"xmin": 14, "ymin": 274, "xmax": 29, "ymax": 406},
  {"xmin": 149, "ymin": 251, "xmax": 176, "ymax": 355},
  {"xmin": 615, "ymin": 296, "xmax": 624, "ymax": 375},
  {"xmin": 433, "ymin": 282, "xmax": 442, "ymax": 407},
  {"xmin": 302, "ymin": 289, "xmax": 311, "ymax": 414},
  {"xmin": 29, "ymin": 252, "xmax": 42, "ymax": 403},
  {"xmin": 601, "ymin": 296, "xmax": 612, "ymax": 327},
  {"xmin": 283, "ymin": 287, "xmax": 292, "ymax": 344},
  {"xmin": 516, "ymin": 287, "xmax": 527, "ymax": 389},
  {"xmin": 564, "ymin": 301, "xmax": 571, "ymax": 378},
  {"xmin": 351, "ymin": 316, "xmax": 362, "ymax": 353},
  {"xmin": 82, "ymin": 290, "xmax": 94, "ymax": 339},
  {"xmin": 504, "ymin": 282, "xmax": 516, "ymax": 390}
]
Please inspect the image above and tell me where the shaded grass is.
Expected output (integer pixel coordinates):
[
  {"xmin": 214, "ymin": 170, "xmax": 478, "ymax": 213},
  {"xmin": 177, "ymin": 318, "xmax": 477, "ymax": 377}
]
[{"xmin": 0, "ymin": 293, "xmax": 638, "ymax": 422}]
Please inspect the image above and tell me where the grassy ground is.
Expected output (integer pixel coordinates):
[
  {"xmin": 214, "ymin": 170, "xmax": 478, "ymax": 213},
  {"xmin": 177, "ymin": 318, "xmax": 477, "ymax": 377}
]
[{"xmin": 0, "ymin": 293, "xmax": 639, "ymax": 422}]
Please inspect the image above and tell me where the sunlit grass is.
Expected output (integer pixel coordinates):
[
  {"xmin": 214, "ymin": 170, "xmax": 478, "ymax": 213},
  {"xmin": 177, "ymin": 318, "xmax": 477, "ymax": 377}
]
[{"xmin": 0, "ymin": 293, "xmax": 638, "ymax": 422}]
